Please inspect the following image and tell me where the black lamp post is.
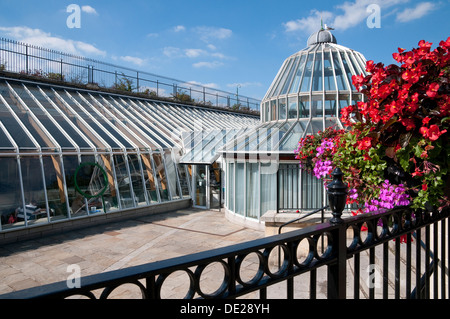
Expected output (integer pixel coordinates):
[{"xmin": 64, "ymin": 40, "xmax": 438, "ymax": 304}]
[{"xmin": 327, "ymin": 167, "xmax": 348, "ymax": 224}]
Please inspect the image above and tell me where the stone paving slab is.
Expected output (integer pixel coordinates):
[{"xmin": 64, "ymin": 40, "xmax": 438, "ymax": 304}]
[{"xmin": 0, "ymin": 208, "xmax": 264, "ymax": 297}]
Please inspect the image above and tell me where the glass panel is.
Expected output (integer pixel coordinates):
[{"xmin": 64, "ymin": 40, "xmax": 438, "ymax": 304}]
[
  {"xmin": 42, "ymin": 155, "xmax": 69, "ymax": 221},
  {"xmin": 332, "ymin": 51, "xmax": 347, "ymax": 91},
  {"xmin": 153, "ymin": 152, "xmax": 170, "ymax": 202},
  {"xmin": 227, "ymin": 162, "xmax": 234, "ymax": 212},
  {"xmin": 97, "ymin": 154, "xmax": 119, "ymax": 212},
  {"xmin": 194, "ymin": 165, "xmax": 207, "ymax": 207},
  {"xmin": 270, "ymin": 100, "xmax": 276, "ymax": 121},
  {"xmin": 19, "ymin": 156, "xmax": 48, "ymax": 225},
  {"xmin": 140, "ymin": 153, "xmax": 158, "ymax": 203},
  {"xmin": 113, "ymin": 154, "xmax": 134, "ymax": 209},
  {"xmin": 325, "ymin": 96, "xmax": 337, "ymax": 117},
  {"xmin": 290, "ymin": 54, "xmax": 306, "ymax": 94},
  {"xmin": 299, "ymin": 96, "xmax": 310, "ymax": 118},
  {"xmin": 280, "ymin": 56, "xmax": 299, "ymax": 95},
  {"xmin": 339, "ymin": 94, "xmax": 351, "ymax": 116},
  {"xmin": 177, "ymin": 164, "xmax": 191, "ymax": 198},
  {"xmin": 311, "ymin": 52, "xmax": 323, "ymax": 91},
  {"xmin": 246, "ymin": 163, "xmax": 259, "ymax": 219},
  {"xmin": 340, "ymin": 52, "xmax": 354, "ymax": 89},
  {"xmin": 311, "ymin": 95, "xmax": 323, "ymax": 117},
  {"xmin": 0, "ymin": 157, "xmax": 24, "ymax": 229},
  {"xmin": 279, "ymin": 121, "xmax": 305, "ymax": 151},
  {"xmin": 127, "ymin": 154, "xmax": 147, "ymax": 206},
  {"xmin": 278, "ymin": 98, "xmax": 286, "ymax": 120},
  {"xmin": 235, "ymin": 162, "xmax": 245, "ymax": 215},
  {"xmin": 288, "ymin": 97, "xmax": 297, "ymax": 119},
  {"xmin": 264, "ymin": 101, "xmax": 269, "ymax": 122},
  {"xmin": 300, "ymin": 53, "xmax": 314, "ymax": 92},
  {"xmin": 260, "ymin": 162, "xmax": 276, "ymax": 215},
  {"xmin": 164, "ymin": 149, "xmax": 181, "ymax": 199},
  {"xmin": 301, "ymin": 170, "xmax": 323, "ymax": 210},
  {"xmin": 324, "ymin": 50, "xmax": 336, "ymax": 91},
  {"xmin": 278, "ymin": 164, "xmax": 299, "ymax": 210}
]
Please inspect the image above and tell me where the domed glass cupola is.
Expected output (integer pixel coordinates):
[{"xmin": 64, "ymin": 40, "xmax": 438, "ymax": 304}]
[{"xmin": 261, "ymin": 26, "xmax": 368, "ymax": 125}]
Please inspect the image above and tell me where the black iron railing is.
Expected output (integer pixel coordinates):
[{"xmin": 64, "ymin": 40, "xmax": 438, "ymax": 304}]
[{"xmin": 1, "ymin": 169, "xmax": 448, "ymax": 299}]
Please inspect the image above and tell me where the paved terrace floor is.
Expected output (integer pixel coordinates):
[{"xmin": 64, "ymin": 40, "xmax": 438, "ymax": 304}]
[{"xmin": 0, "ymin": 208, "xmax": 273, "ymax": 298}]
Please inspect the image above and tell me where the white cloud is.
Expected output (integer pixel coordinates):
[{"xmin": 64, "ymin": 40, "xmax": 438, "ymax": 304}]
[
  {"xmin": 163, "ymin": 46, "xmax": 182, "ymax": 58},
  {"xmin": 173, "ymin": 25, "xmax": 186, "ymax": 32},
  {"xmin": 283, "ymin": 0, "xmax": 410, "ymax": 33},
  {"xmin": 396, "ymin": 2, "xmax": 436, "ymax": 22},
  {"xmin": 184, "ymin": 48, "xmax": 206, "ymax": 58},
  {"xmin": 192, "ymin": 61, "xmax": 223, "ymax": 69},
  {"xmin": 120, "ymin": 55, "xmax": 145, "ymax": 66},
  {"xmin": 194, "ymin": 26, "xmax": 232, "ymax": 42},
  {"xmin": 0, "ymin": 26, "xmax": 106, "ymax": 57},
  {"xmin": 81, "ymin": 5, "xmax": 98, "ymax": 15}
]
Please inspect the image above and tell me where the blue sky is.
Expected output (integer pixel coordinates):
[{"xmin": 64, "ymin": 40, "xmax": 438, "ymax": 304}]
[{"xmin": 0, "ymin": 0, "xmax": 448, "ymax": 100}]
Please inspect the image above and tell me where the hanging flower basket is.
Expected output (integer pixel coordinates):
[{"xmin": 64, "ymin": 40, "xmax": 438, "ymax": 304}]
[{"xmin": 295, "ymin": 37, "xmax": 450, "ymax": 214}]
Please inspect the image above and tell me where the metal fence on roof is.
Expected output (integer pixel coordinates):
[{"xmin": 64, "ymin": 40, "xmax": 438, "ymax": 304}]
[{"xmin": 0, "ymin": 37, "xmax": 261, "ymax": 112}]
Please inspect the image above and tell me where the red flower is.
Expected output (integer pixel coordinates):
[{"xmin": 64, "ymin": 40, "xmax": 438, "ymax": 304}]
[
  {"xmin": 357, "ymin": 137, "xmax": 372, "ymax": 151},
  {"xmin": 427, "ymin": 125, "xmax": 447, "ymax": 141},
  {"xmin": 422, "ymin": 184, "xmax": 428, "ymax": 191},
  {"xmin": 422, "ymin": 117, "xmax": 431, "ymax": 125},
  {"xmin": 426, "ymin": 83, "xmax": 440, "ymax": 98}
]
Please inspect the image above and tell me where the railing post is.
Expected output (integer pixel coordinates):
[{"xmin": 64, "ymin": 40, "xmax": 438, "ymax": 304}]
[{"xmin": 327, "ymin": 167, "xmax": 348, "ymax": 298}]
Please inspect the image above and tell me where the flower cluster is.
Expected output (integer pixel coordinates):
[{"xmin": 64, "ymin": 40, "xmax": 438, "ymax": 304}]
[
  {"xmin": 364, "ymin": 180, "xmax": 411, "ymax": 213},
  {"xmin": 296, "ymin": 37, "xmax": 450, "ymax": 213}
]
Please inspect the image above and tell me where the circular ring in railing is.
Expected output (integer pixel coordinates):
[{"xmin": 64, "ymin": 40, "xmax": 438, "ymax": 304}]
[
  {"xmin": 99, "ymin": 280, "xmax": 148, "ymax": 299},
  {"xmin": 293, "ymin": 237, "xmax": 315, "ymax": 267},
  {"xmin": 375, "ymin": 216, "xmax": 389, "ymax": 240},
  {"xmin": 346, "ymin": 224, "xmax": 360, "ymax": 251},
  {"xmin": 194, "ymin": 260, "xmax": 230, "ymax": 299},
  {"xmin": 263, "ymin": 244, "xmax": 290, "ymax": 279},
  {"xmin": 235, "ymin": 251, "xmax": 265, "ymax": 287},
  {"xmin": 313, "ymin": 232, "xmax": 333, "ymax": 260},
  {"xmin": 155, "ymin": 269, "xmax": 196, "ymax": 299}
]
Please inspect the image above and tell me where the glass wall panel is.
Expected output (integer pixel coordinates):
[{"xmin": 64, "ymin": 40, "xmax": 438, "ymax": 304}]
[
  {"xmin": 270, "ymin": 100, "xmax": 276, "ymax": 121},
  {"xmin": 127, "ymin": 154, "xmax": 147, "ymax": 206},
  {"xmin": 300, "ymin": 53, "xmax": 314, "ymax": 92},
  {"xmin": 177, "ymin": 164, "xmax": 191, "ymax": 198},
  {"xmin": 227, "ymin": 162, "xmax": 234, "ymax": 212},
  {"xmin": 113, "ymin": 154, "xmax": 134, "ymax": 209},
  {"xmin": 140, "ymin": 153, "xmax": 158, "ymax": 203},
  {"xmin": 280, "ymin": 56, "xmax": 299, "ymax": 95},
  {"xmin": 246, "ymin": 163, "xmax": 259, "ymax": 219},
  {"xmin": 153, "ymin": 152, "xmax": 170, "ymax": 202},
  {"xmin": 97, "ymin": 154, "xmax": 119, "ymax": 212},
  {"xmin": 311, "ymin": 95, "xmax": 323, "ymax": 117},
  {"xmin": 20, "ymin": 156, "xmax": 48, "ymax": 225},
  {"xmin": 0, "ymin": 157, "xmax": 24, "ymax": 229},
  {"xmin": 264, "ymin": 102, "xmax": 269, "ymax": 122},
  {"xmin": 325, "ymin": 95, "xmax": 337, "ymax": 117},
  {"xmin": 278, "ymin": 164, "xmax": 299, "ymax": 210},
  {"xmin": 278, "ymin": 98, "xmax": 286, "ymax": 120},
  {"xmin": 288, "ymin": 97, "xmax": 297, "ymax": 119},
  {"xmin": 42, "ymin": 155, "xmax": 69, "ymax": 221},
  {"xmin": 299, "ymin": 96, "xmax": 310, "ymax": 118},
  {"xmin": 194, "ymin": 165, "xmax": 207, "ymax": 207},
  {"xmin": 324, "ymin": 50, "xmax": 336, "ymax": 91},
  {"xmin": 64, "ymin": 155, "xmax": 85, "ymax": 217},
  {"xmin": 164, "ymin": 149, "xmax": 181, "ymax": 200},
  {"xmin": 332, "ymin": 51, "xmax": 347, "ymax": 91},
  {"xmin": 311, "ymin": 52, "xmax": 323, "ymax": 92},
  {"xmin": 260, "ymin": 163, "xmax": 276, "ymax": 216},
  {"xmin": 289, "ymin": 55, "xmax": 306, "ymax": 94},
  {"xmin": 235, "ymin": 162, "xmax": 245, "ymax": 215},
  {"xmin": 301, "ymin": 170, "xmax": 323, "ymax": 210},
  {"xmin": 340, "ymin": 52, "xmax": 354, "ymax": 89}
]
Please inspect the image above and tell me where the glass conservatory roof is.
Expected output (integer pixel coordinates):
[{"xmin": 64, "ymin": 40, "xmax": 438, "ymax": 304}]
[
  {"xmin": 0, "ymin": 77, "xmax": 259, "ymax": 156},
  {"xmin": 264, "ymin": 29, "xmax": 367, "ymax": 100}
]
